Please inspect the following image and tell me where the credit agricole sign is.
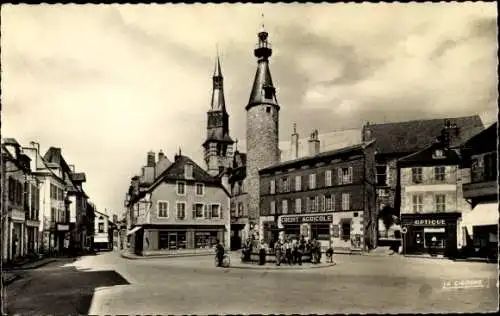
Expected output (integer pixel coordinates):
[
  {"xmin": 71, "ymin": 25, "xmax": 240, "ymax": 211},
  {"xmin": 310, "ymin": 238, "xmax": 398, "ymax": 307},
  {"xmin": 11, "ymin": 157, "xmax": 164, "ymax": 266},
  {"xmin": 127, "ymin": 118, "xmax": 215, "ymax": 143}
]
[{"xmin": 281, "ymin": 214, "xmax": 333, "ymax": 224}]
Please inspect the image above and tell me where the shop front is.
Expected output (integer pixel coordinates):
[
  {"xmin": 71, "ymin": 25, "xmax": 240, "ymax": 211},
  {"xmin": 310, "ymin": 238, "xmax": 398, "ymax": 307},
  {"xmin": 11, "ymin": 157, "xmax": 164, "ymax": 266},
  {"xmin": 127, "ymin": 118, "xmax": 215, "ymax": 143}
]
[
  {"xmin": 137, "ymin": 225, "xmax": 226, "ymax": 255},
  {"xmin": 279, "ymin": 213, "xmax": 333, "ymax": 249},
  {"xmin": 401, "ymin": 212, "xmax": 461, "ymax": 258}
]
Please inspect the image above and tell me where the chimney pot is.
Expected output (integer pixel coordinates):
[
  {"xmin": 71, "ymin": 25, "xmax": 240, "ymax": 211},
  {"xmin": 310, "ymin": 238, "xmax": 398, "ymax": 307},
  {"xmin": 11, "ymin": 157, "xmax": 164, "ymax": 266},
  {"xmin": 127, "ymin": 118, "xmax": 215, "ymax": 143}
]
[{"xmin": 307, "ymin": 129, "xmax": 320, "ymax": 156}]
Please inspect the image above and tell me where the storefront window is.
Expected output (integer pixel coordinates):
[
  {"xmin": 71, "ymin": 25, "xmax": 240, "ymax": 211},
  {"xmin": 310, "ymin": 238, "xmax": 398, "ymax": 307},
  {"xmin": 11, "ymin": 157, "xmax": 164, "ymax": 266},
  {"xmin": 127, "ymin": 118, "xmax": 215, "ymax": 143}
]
[
  {"xmin": 311, "ymin": 223, "xmax": 330, "ymax": 241},
  {"xmin": 283, "ymin": 224, "xmax": 300, "ymax": 241},
  {"xmin": 159, "ymin": 231, "xmax": 187, "ymax": 250},
  {"xmin": 195, "ymin": 231, "xmax": 218, "ymax": 249},
  {"xmin": 424, "ymin": 232, "xmax": 446, "ymax": 249}
]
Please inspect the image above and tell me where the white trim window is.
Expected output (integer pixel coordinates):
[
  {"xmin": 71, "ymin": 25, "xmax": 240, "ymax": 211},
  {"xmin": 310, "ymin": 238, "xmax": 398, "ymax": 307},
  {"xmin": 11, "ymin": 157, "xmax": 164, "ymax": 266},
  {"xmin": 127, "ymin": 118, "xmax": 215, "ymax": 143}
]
[
  {"xmin": 309, "ymin": 173, "xmax": 316, "ymax": 190},
  {"xmin": 184, "ymin": 164, "xmax": 193, "ymax": 179},
  {"xmin": 195, "ymin": 183, "xmax": 204, "ymax": 196},
  {"xmin": 211, "ymin": 204, "xmax": 221, "ymax": 218},
  {"xmin": 203, "ymin": 204, "xmax": 211, "ymax": 219},
  {"xmin": 412, "ymin": 168, "xmax": 423, "ymax": 184},
  {"xmin": 324, "ymin": 194, "xmax": 333, "ymax": 211},
  {"xmin": 282, "ymin": 177, "xmax": 290, "ymax": 193},
  {"xmin": 282, "ymin": 199, "xmax": 288, "ymax": 215},
  {"xmin": 270, "ymin": 179, "xmax": 276, "ymax": 194},
  {"xmin": 325, "ymin": 170, "xmax": 332, "ymax": 187},
  {"xmin": 193, "ymin": 203, "xmax": 204, "ymax": 219},
  {"xmin": 158, "ymin": 201, "xmax": 169, "ymax": 218},
  {"xmin": 435, "ymin": 194, "xmax": 446, "ymax": 212},
  {"xmin": 177, "ymin": 181, "xmax": 186, "ymax": 195},
  {"xmin": 342, "ymin": 167, "xmax": 353, "ymax": 184},
  {"xmin": 295, "ymin": 198, "xmax": 302, "ymax": 214},
  {"xmin": 270, "ymin": 200, "xmax": 276, "ymax": 215},
  {"xmin": 176, "ymin": 202, "xmax": 186, "ymax": 220},
  {"xmin": 412, "ymin": 194, "xmax": 423, "ymax": 213},
  {"xmin": 295, "ymin": 176, "xmax": 301, "ymax": 191},
  {"xmin": 434, "ymin": 166, "xmax": 446, "ymax": 182},
  {"xmin": 341, "ymin": 193, "xmax": 350, "ymax": 211}
]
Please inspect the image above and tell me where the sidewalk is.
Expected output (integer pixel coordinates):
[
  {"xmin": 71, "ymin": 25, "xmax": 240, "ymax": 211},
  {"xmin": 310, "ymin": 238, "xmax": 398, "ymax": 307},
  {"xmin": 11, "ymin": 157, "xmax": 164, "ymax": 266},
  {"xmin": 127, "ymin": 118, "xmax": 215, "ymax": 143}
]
[
  {"xmin": 121, "ymin": 249, "xmax": 214, "ymax": 260},
  {"xmin": 2, "ymin": 257, "xmax": 58, "ymax": 286}
]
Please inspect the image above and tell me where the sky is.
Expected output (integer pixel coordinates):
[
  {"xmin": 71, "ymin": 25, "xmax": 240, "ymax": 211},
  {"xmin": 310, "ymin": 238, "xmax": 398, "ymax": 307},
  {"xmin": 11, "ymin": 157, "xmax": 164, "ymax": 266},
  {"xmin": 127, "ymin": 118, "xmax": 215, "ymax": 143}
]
[{"xmin": 1, "ymin": 3, "xmax": 497, "ymax": 217}]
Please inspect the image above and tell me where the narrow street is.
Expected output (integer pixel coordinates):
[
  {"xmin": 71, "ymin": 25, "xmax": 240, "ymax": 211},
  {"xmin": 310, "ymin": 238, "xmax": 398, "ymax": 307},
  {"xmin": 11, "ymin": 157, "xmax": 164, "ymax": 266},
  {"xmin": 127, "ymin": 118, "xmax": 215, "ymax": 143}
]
[{"xmin": 4, "ymin": 251, "xmax": 498, "ymax": 315}]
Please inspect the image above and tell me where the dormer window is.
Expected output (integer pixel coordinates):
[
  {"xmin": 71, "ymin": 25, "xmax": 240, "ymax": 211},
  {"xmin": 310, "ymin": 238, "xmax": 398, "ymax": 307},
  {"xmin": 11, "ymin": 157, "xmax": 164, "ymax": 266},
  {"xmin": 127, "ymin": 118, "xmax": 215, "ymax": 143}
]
[
  {"xmin": 433, "ymin": 149, "xmax": 444, "ymax": 159},
  {"xmin": 184, "ymin": 164, "xmax": 193, "ymax": 179}
]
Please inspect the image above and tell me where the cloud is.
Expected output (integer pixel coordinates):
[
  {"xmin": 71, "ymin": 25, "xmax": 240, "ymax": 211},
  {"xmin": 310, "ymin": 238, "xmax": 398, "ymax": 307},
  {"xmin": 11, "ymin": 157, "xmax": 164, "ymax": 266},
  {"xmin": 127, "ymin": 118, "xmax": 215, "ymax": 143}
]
[{"xmin": 1, "ymin": 3, "xmax": 497, "ymax": 216}]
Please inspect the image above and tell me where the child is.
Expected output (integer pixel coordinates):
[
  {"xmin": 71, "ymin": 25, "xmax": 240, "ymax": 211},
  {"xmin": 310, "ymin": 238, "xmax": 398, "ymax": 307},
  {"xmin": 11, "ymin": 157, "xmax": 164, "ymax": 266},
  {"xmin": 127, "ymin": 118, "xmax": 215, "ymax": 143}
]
[{"xmin": 326, "ymin": 246, "xmax": 334, "ymax": 263}]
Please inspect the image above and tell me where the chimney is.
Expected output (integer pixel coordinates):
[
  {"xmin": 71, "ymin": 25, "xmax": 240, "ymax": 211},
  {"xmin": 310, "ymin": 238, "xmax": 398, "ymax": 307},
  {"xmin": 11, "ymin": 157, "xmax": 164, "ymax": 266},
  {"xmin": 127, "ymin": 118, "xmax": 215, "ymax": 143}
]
[
  {"xmin": 440, "ymin": 120, "xmax": 460, "ymax": 147},
  {"xmin": 291, "ymin": 123, "xmax": 299, "ymax": 159},
  {"xmin": 158, "ymin": 150, "xmax": 165, "ymax": 162},
  {"xmin": 147, "ymin": 151, "xmax": 156, "ymax": 167},
  {"xmin": 307, "ymin": 129, "xmax": 320, "ymax": 156},
  {"xmin": 362, "ymin": 122, "xmax": 372, "ymax": 142}
]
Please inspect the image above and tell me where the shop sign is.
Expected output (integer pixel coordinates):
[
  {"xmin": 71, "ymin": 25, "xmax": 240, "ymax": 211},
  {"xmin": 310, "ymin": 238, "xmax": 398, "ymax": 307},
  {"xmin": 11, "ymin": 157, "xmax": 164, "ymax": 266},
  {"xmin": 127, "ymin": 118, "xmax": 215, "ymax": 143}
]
[
  {"xmin": 281, "ymin": 214, "xmax": 333, "ymax": 224},
  {"xmin": 57, "ymin": 224, "xmax": 70, "ymax": 231},
  {"xmin": 413, "ymin": 219, "xmax": 446, "ymax": 226}
]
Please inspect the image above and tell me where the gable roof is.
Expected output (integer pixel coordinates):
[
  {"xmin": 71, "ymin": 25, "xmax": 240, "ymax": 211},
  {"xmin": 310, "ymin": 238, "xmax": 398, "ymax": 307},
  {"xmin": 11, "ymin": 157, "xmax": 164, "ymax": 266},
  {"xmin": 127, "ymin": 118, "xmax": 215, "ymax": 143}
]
[
  {"xmin": 398, "ymin": 141, "xmax": 461, "ymax": 168},
  {"xmin": 365, "ymin": 115, "xmax": 484, "ymax": 155},
  {"xmin": 462, "ymin": 121, "xmax": 497, "ymax": 154},
  {"xmin": 146, "ymin": 154, "xmax": 222, "ymax": 193}
]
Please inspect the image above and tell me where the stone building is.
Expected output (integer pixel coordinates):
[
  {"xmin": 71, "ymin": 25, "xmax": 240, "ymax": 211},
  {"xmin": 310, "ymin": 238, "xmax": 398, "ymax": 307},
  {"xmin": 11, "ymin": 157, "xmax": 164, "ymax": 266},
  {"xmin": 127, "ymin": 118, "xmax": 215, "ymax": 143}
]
[
  {"xmin": 398, "ymin": 123, "xmax": 475, "ymax": 258},
  {"xmin": 126, "ymin": 151, "xmax": 230, "ymax": 256},
  {"xmin": 361, "ymin": 115, "xmax": 484, "ymax": 244},
  {"xmin": 1, "ymin": 138, "xmax": 37, "ymax": 262},
  {"xmin": 460, "ymin": 121, "xmax": 498, "ymax": 260},
  {"xmin": 258, "ymin": 131, "xmax": 377, "ymax": 253}
]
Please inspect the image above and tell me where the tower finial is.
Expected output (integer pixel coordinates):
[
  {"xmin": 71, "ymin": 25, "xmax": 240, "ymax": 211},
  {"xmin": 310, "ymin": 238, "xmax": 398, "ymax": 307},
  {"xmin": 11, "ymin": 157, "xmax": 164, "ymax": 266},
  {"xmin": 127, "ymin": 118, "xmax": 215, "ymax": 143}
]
[
  {"xmin": 293, "ymin": 123, "xmax": 297, "ymax": 134},
  {"xmin": 235, "ymin": 138, "xmax": 238, "ymax": 151},
  {"xmin": 260, "ymin": 13, "xmax": 265, "ymax": 32},
  {"xmin": 179, "ymin": 147, "xmax": 182, "ymax": 156}
]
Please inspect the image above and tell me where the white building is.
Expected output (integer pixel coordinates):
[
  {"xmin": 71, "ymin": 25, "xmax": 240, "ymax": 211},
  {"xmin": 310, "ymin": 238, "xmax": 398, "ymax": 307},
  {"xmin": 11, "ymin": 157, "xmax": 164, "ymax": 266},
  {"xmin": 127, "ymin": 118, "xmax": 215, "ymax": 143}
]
[{"xmin": 94, "ymin": 210, "xmax": 111, "ymax": 250}]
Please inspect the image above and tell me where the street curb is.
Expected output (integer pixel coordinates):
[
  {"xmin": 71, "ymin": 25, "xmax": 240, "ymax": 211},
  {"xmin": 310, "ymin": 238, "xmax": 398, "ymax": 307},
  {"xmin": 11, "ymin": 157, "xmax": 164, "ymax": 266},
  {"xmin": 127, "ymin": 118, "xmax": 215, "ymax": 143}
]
[
  {"xmin": 2, "ymin": 274, "xmax": 21, "ymax": 286},
  {"xmin": 6, "ymin": 259, "xmax": 58, "ymax": 271},
  {"xmin": 228, "ymin": 262, "xmax": 337, "ymax": 270},
  {"xmin": 120, "ymin": 252, "xmax": 213, "ymax": 260}
]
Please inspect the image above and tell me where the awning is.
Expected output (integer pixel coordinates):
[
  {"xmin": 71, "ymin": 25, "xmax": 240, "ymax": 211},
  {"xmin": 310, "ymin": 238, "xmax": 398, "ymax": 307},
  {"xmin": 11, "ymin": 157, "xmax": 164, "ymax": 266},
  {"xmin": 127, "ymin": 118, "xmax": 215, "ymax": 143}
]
[
  {"xmin": 127, "ymin": 226, "xmax": 143, "ymax": 236},
  {"xmin": 461, "ymin": 202, "xmax": 499, "ymax": 234}
]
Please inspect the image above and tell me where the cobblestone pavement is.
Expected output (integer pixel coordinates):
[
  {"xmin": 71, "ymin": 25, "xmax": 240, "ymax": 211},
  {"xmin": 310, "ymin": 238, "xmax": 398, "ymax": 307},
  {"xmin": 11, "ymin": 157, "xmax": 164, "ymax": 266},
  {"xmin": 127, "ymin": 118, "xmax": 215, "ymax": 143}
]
[{"xmin": 5, "ymin": 251, "xmax": 498, "ymax": 315}]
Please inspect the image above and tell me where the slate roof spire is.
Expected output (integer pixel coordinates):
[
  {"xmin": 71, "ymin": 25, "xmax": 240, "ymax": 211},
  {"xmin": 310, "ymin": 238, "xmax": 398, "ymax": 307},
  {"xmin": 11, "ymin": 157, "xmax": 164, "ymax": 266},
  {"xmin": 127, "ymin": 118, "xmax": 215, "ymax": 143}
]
[{"xmin": 247, "ymin": 16, "xmax": 279, "ymax": 111}]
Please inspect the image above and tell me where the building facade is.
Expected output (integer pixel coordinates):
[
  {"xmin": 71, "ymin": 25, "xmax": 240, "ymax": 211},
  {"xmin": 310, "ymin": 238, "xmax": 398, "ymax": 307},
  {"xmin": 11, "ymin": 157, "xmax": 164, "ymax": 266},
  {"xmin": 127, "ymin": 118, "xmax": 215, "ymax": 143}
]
[
  {"xmin": 126, "ymin": 153, "xmax": 231, "ymax": 256},
  {"xmin": 460, "ymin": 122, "xmax": 498, "ymax": 259},
  {"xmin": 1, "ymin": 138, "xmax": 38, "ymax": 262},
  {"xmin": 228, "ymin": 150, "xmax": 249, "ymax": 250},
  {"xmin": 361, "ymin": 116, "xmax": 485, "ymax": 245},
  {"xmin": 398, "ymin": 126, "xmax": 472, "ymax": 258},
  {"xmin": 259, "ymin": 135, "xmax": 377, "ymax": 253},
  {"xmin": 94, "ymin": 210, "xmax": 111, "ymax": 250}
]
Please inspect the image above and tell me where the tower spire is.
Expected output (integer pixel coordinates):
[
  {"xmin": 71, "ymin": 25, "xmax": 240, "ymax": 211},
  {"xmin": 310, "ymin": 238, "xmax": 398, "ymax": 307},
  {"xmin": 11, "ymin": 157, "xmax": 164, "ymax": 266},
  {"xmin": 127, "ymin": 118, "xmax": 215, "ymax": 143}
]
[{"xmin": 246, "ymin": 20, "xmax": 278, "ymax": 111}]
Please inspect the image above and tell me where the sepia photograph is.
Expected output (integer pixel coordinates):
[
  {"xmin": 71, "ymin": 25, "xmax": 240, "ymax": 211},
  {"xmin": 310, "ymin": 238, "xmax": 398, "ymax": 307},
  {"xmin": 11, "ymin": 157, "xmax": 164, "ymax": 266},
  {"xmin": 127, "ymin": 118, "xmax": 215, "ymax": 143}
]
[{"xmin": 1, "ymin": 2, "xmax": 498, "ymax": 315}]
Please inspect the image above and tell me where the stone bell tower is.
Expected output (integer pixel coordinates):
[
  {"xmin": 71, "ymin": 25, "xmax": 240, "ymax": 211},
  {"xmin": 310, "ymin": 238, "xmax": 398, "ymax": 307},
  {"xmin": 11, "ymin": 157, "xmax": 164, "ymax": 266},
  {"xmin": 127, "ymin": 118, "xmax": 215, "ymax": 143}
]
[
  {"xmin": 245, "ymin": 21, "xmax": 281, "ymax": 222},
  {"xmin": 203, "ymin": 53, "xmax": 234, "ymax": 177}
]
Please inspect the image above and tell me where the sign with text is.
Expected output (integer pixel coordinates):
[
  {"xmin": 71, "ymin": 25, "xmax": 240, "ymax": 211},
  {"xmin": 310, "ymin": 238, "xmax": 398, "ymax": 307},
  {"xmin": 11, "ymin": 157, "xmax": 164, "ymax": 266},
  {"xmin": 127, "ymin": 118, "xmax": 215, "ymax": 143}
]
[
  {"xmin": 281, "ymin": 214, "xmax": 333, "ymax": 224},
  {"xmin": 413, "ymin": 219, "xmax": 446, "ymax": 226}
]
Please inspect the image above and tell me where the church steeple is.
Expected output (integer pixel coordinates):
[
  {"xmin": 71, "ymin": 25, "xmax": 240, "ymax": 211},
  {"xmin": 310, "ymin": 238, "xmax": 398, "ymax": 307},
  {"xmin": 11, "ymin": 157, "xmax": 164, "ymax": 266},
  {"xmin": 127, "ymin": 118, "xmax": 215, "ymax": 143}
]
[
  {"xmin": 211, "ymin": 54, "xmax": 225, "ymax": 111},
  {"xmin": 203, "ymin": 51, "xmax": 234, "ymax": 177},
  {"xmin": 246, "ymin": 18, "xmax": 279, "ymax": 111}
]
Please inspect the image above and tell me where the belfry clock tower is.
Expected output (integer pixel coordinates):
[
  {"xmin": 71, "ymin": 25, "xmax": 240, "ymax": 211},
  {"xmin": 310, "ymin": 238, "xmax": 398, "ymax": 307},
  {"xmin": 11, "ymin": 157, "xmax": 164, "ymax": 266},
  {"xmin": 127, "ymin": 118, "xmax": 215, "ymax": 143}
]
[{"xmin": 203, "ymin": 55, "xmax": 234, "ymax": 177}]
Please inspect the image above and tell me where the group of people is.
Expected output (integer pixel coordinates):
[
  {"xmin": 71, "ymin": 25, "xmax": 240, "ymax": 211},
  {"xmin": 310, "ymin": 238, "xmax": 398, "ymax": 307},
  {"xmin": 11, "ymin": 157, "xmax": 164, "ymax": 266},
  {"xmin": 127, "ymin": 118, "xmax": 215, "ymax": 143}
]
[{"xmin": 241, "ymin": 235, "xmax": 335, "ymax": 266}]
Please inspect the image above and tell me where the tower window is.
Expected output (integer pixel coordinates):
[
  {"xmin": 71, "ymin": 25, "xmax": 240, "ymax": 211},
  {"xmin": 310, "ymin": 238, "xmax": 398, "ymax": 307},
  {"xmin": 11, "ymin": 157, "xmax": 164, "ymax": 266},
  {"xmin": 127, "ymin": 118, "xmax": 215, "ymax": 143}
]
[{"xmin": 266, "ymin": 106, "xmax": 271, "ymax": 113}]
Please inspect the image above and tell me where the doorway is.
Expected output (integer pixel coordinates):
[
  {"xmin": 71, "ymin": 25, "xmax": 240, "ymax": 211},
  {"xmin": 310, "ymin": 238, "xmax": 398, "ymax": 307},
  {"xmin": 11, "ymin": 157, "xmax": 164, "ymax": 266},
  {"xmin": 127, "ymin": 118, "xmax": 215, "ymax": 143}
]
[{"xmin": 168, "ymin": 233, "xmax": 178, "ymax": 250}]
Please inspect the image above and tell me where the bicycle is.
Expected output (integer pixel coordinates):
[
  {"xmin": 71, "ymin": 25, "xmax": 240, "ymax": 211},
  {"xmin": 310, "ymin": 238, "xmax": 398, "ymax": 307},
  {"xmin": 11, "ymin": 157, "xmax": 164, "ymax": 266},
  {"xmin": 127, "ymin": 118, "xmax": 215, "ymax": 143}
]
[{"xmin": 215, "ymin": 253, "xmax": 231, "ymax": 268}]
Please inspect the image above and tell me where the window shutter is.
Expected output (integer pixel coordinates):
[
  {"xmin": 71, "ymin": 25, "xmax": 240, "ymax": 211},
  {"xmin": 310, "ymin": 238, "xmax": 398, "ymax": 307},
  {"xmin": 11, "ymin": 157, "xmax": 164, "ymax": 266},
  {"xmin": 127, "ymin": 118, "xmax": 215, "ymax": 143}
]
[
  {"xmin": 322, "ymin": 195, "xmax": 326, "ymax": 211},
  {"xmin": 349, "ymin": 167, "xmax": 353, "ymax": 183},
  {"xmin": 219, "ymin": 205, "xmax": 223, "ymax": 219},
  {"xmin": 192, "ymin": 204, "xmax": 196, "ymax": 219},
  {"xmin": 338, "ymin": 168, "xmax": 343, "ymax": 185}
]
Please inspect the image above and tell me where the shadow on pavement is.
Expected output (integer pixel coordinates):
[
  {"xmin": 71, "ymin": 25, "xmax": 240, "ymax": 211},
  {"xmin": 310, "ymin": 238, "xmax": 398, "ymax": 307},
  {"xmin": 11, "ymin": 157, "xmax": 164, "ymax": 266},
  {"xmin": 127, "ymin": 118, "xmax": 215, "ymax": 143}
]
[{"xmin": 5, "ymin": 263, "xmax": 130, "ymax": 316}]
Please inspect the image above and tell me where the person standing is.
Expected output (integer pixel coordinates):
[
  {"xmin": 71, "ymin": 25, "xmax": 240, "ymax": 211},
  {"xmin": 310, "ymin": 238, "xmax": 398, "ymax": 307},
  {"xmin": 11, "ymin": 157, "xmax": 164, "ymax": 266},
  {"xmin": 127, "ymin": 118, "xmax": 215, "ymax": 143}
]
[
  {"xmin": 258, "ymin": 240, "xmax": 267, "ymax": 265},
  {"xmin": 215, "ymin": 239, "xmax": 225, "ymax": 267},
  {"xmin": 274, "ymin": 240, "xmax": 283, "ymax": 266}
]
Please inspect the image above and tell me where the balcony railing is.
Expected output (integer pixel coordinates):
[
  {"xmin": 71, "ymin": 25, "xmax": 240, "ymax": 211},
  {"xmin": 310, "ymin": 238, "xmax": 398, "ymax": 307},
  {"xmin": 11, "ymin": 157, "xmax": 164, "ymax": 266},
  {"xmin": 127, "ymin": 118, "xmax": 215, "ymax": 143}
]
[{"xmin": 463, "ymin": 180, "xmax": 497, "ymax": 199}]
